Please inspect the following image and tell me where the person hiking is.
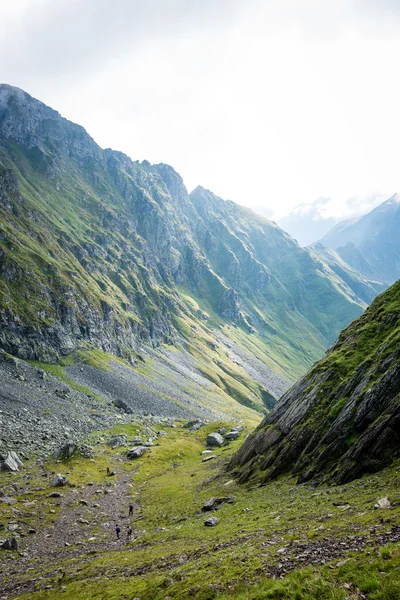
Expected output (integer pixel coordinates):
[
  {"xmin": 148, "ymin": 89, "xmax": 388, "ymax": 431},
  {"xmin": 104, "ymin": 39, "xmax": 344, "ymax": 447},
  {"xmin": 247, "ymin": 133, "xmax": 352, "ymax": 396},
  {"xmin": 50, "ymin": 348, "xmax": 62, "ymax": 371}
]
[
  {"xmin": 129, "ymin": 503, "xmax": 134, "ymax": 516},
  {"xmin": 127, "ymin": 526, "xmax": 132, "ymax": 541},
  {"xmin": 115, "ymin": 524, "xmax": 121, "ymax": 540},
  {"xmin": 106, "ymin": 467, "xmax": 110, "ymax": 476}
]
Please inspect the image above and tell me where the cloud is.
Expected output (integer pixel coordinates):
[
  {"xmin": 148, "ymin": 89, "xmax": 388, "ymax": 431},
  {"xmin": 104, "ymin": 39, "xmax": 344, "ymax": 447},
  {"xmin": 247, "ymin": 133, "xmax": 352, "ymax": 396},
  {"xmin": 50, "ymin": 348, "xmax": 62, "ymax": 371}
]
[
  {"xmin": 0, "ymin": 0, "xmax": 242, "ymax": 84},
  {"xmin": 1, "ymin": 0, "xmax": 400, "ymax": 219}
]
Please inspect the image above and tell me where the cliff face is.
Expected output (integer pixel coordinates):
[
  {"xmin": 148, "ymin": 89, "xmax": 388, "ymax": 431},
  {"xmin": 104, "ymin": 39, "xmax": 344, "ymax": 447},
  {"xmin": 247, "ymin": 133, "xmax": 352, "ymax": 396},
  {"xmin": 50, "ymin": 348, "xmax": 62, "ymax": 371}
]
[
  {"xmin": 0, "ymin": 84, "xmax": 377, "ymax": 401},
  {"xmin": 231, "ymin": 280, "xmax": 400, "ymax": 484}
]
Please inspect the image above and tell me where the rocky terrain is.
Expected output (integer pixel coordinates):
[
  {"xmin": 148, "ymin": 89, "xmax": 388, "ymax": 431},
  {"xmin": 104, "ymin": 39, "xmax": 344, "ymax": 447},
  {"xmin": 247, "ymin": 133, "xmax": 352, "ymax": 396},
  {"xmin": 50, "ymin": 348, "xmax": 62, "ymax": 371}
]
[
  {"xmin": 231, "ymin": 279, "xmax": 400, "ymax": 485},
  {"xmin": 0, "ymin": 418, "xmax": 399, "ymax": 600},
  {"xmin": 0, "ymin": 83, "xmax": 384, "ymax": 410}
]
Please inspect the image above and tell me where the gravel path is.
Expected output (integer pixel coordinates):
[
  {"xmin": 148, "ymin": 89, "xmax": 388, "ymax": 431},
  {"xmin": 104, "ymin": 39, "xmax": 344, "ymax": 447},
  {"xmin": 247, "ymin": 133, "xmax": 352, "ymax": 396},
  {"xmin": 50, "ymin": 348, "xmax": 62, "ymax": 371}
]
[{"xmin": 0, "ymin": 454, "xmax": 143, "ymax": 599}]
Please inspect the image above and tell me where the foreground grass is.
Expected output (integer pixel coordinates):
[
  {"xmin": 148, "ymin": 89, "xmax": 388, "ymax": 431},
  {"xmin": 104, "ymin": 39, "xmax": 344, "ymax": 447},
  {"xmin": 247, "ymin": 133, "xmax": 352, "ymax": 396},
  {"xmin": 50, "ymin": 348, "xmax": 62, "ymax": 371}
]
[{"xmin": 1, "ymin": 421, "xmax": 399, "ymax": 600}]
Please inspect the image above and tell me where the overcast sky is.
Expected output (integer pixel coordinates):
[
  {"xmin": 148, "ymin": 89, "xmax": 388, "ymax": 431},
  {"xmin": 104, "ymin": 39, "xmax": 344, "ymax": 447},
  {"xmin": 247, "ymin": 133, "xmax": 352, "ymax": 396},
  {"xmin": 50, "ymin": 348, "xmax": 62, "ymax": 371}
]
[{"xmin": 0, "ymin": 0, "xmax": 399, "ymax": 220}]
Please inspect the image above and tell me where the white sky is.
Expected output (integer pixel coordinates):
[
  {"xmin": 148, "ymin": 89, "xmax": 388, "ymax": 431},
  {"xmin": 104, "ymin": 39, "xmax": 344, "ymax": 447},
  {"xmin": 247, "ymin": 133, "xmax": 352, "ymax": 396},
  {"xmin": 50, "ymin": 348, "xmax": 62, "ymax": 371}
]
[{"xmin": 0, "ymin": 0, "xmax": 399, "ymax": 219}]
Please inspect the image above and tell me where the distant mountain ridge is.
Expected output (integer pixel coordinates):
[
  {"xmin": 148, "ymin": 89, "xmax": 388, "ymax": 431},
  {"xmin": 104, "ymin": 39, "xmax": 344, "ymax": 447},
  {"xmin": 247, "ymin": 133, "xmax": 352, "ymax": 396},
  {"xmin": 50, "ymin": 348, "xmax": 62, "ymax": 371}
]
[
  {"xmin": 315, "ymin": 194, "xmax": 400, "ymax": 285},
  {"xmin": 278, "ymin": 197, "xmax": 339, "ymax": 246}
]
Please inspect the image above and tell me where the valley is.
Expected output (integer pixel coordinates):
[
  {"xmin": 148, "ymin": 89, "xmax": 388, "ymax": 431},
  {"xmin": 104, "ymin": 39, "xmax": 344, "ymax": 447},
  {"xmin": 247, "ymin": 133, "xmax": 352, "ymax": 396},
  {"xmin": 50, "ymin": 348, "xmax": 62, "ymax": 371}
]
[
  {"xmin": 0, "ymin": 85, "xmax": 399, "ymax": 600},
  {"xmin": 1, "ymin": 417, "xmax": 399, "ymax": 600}
]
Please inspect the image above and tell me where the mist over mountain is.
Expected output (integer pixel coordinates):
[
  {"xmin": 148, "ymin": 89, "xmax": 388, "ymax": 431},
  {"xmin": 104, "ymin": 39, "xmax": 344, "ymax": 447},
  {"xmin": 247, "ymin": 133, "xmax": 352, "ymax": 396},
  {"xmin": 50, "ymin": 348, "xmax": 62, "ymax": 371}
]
[
  {"xmin": 278, "ymin": 197, "xmax": 340, "ymax": 246},
  {"xmin": 315, "ymin": 194, "xmax": 400, "ymax": 285}
]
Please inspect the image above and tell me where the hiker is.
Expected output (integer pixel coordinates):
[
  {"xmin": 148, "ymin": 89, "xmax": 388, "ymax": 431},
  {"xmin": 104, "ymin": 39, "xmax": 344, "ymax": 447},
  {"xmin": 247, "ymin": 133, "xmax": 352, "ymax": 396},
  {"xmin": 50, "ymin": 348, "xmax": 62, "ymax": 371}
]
[
  {"xmin": 116, "ymin": 524, "xmax": 121, "ymax": 540},
  {"xmin": 127, "ymin": 526, "xmax": 132, "ymax": 541},
  {"xmin": 107, "ymin": 467, "xmax": 110, "ymax": 476},
  {"xmin": 129, "ymin": 503, "xmax": 134, "ymax": 516}
]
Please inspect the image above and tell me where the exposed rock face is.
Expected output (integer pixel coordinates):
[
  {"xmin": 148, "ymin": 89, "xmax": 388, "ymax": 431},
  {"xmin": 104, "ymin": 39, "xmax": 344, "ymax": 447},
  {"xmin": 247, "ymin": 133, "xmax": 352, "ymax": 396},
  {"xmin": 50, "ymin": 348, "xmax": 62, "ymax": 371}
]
[
  {"xmin": 0, "ymin": 84, "xmax": 377, "ymax": 396},
  {"xmin": 231, "ymin": 280, "xmax": 400, "ymax": 484}
]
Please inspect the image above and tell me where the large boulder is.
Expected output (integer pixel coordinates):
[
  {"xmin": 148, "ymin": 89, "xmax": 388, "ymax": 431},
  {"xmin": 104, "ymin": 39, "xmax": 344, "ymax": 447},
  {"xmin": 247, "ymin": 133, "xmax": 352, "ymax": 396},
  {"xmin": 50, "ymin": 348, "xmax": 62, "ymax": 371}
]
[
  {"xmin": 51, "ymin": 474, "xmax": 69, "ymax": 487},
  {"xmin": 113, "ymin": 399, "xmax": 133, "ymax": 414},
  {"xmin": 374, "ymin": 497, "xmax": 391, "ymax": 509},
  {"xmin": 2, "ymin": 537, "xmax": 18, "ymax": 550},
  {"xmin": 106, "ymin": 435, "xmax": 127, "ymax": 448},
  {"xmin": 206, "ymin": 433, "xmax": 224, "ymax": 447},
  {"xmin": 0, "ymin": 452, "xmax": 23, "ymax": 472},
  {"xmin": 127, "ymin": 446, "xmax": 148, "ymax": 459},
  {"xmin": 54, "ymin": 442, "xmax": 76, "ymax": 460},
  {"xmin": 224, "ymin": 431, "xmax": 240, "ymax": 441}
]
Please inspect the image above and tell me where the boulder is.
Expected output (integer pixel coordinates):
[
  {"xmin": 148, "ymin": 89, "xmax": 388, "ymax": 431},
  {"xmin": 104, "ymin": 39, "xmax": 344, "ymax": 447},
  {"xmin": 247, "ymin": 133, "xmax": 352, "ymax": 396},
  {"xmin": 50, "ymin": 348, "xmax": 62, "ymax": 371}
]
[
  {"xmin": 54, "ymin": 442, "xmax": 76, "ymax": 460},
  {"xmin": 374, "ymin": 497, "xmax": 391, "ymax": 509},
  {"xmin": 202, "ymin": 496, "xmax": 235, "ymax": 511},
  {"xmin": 204, "ymin": 517, "xmax": 219, "ymax": 527},
  {"xmin": 224, "ymin": 431, "xmax": 240, "ymax": 441},
  {"xmin": 106, "ymin": 435, "xmax": 127, "ymax": 448},
  {"xmin": 2, "ymin": 537, "xmax": 18, "ymax": 550},
  {"xmin": 112, "ymin": 399, "xmax": 133, "ymax": 414},
  {"xmin": 202, "ymin": 455, "xmax": 217, "ymax": 463},
  {"xmin": 1, "ymin": 451, "xmax": 23, "ymax": 472},
  {"xmin": 51, "ymin": 474, "xmax": 69, "ymax": 487},
  {"xmin": 206, "ymin": 433, "xmax": 224, "ymax": 447},
  {"xmin": 184, "ymin": 419, "xmax": 203, "ymax": 430},
  {"xmin": 127, "ymin": 446, "xmax": 148, "ymax": 460}
]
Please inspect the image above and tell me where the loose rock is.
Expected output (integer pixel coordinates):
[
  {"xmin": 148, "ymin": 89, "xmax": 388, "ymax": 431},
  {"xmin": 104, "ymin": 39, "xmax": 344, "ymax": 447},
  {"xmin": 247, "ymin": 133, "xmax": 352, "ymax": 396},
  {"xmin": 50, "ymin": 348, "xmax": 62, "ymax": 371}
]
[
  {"xmin": 206, "ymin": 433, "xmax": 224, "ymax": 447},
  {"xmin": 374, "ymin": 497, "xmax": 391, "ymax": 509},
  {"xmin": 204, "ymin": 517, "xmax": 219, "ymax": 527},
  {"xmin": 127, "ymin": 446, "xmax": 148, "ymax": 459},
  {"xmin": 51, "ymin": 474, "xmax": 69, "ymax": 487},
  {"xmin": 0, "ymin": 451, "xmax": 23, "ymax": 472},
  {"xmin": 1, "ymin": 537, "xmax": 18, "ymax": 550}
]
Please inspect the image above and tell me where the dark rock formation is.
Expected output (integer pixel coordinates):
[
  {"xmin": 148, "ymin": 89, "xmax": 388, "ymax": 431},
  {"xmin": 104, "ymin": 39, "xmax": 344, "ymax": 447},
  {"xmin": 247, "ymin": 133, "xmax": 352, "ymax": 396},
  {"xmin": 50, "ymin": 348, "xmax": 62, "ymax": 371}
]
[{"xmin": 231, "ymin": 280, "xmax": 400, "ymax": 484}]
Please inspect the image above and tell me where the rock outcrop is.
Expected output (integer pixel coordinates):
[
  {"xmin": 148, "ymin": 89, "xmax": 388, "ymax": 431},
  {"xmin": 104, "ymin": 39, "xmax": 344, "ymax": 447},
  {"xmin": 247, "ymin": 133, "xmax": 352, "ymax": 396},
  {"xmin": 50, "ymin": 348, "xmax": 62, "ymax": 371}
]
[{"xmin": 231, "ymin": 280, "xmax": 400, "ymax": 484}]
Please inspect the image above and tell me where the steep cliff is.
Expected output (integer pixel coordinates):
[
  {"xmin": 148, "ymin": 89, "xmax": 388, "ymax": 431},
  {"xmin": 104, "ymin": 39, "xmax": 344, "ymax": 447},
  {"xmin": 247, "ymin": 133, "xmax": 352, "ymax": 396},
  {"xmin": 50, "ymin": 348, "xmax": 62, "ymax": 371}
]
[{"xmin": 231, "ymin": 280, "xmax": 400, "ymax": 483}]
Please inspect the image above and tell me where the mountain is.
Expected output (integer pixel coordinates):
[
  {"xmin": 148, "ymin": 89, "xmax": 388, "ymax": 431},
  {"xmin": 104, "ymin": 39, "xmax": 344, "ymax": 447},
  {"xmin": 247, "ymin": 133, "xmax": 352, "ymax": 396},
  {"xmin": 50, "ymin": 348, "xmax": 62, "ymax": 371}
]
[
  {"xmin": 316, "ymin": 194, "xmax": 400, "ymax": 284},
  {"xmin": 278, "ymin": 197, "xmax": 340, "ymax": 246},
  {"xmin": 0, "ymin": 84, "xmax": 373, "ymax": 415},
  {"xmin": 231, "ymin": 279, "xmax": 400, "ymax": 484},
  {"xmin": 308, "ymin": 243, "xmax": 386, "ymax": 305}
]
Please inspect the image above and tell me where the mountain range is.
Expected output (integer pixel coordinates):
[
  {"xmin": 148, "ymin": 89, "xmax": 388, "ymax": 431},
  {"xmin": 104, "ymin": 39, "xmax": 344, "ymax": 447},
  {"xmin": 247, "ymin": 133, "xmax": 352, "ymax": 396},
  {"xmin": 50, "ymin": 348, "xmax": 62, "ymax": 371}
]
[
  {"xmin": 0, "ymin": 84, "xmax": 382, "ymax": 415},
  {"xmin": 314, "ymin": 194, "xmax": 400, "ymax": 285},
  {"xmin": 1, "ymin": 84, "xmax": 400, "ymax": 599}
]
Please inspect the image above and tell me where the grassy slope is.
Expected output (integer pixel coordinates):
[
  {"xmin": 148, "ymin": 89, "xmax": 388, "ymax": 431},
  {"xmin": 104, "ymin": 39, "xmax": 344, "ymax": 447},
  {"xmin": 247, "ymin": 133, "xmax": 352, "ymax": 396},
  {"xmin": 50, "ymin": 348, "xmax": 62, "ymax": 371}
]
[
  {"xmin": 1, "ymin": 421, "xmax": 399, "ymax": 600},
  {"xmin": 231, "ymin": 279, "xmax": 400, "ymax": 486}
]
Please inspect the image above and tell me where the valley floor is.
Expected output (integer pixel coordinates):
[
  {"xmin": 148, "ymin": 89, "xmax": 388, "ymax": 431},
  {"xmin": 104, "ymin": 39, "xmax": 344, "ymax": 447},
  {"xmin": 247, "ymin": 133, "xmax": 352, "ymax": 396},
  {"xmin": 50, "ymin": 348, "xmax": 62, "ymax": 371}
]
[{"xmin": 0, "ymin": 420, "xmax": 399, "ymax": 600}]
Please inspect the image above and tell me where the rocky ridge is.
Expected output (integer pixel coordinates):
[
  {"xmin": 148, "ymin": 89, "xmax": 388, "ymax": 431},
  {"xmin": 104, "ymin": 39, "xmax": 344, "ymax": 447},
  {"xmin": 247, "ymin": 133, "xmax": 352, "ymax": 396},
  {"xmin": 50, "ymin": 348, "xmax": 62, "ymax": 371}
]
[
  {"xmin": 231, "ymin": 279, "xmax": 400, "ymax": 484},
  {"xmin": 0, "ymin": 84, "xmax": 382, "ymax": 404}
]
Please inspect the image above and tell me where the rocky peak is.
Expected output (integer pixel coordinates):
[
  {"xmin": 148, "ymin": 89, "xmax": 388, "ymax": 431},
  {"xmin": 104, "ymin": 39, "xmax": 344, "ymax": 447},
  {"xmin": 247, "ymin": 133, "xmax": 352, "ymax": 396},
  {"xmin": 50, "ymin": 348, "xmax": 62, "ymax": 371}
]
[{"xmin": 0, "ymin": 83, "xmax": 100, "ymax": 163}]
